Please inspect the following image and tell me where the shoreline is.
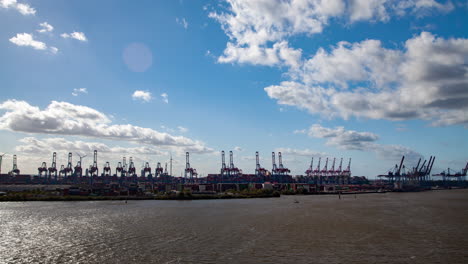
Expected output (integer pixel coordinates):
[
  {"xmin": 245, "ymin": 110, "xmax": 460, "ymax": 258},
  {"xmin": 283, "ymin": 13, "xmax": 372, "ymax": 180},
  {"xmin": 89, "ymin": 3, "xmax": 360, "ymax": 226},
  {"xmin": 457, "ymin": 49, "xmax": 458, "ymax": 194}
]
[{"xmin": 1, "ymin": 187, "xmax": 464, "ymax": 202}]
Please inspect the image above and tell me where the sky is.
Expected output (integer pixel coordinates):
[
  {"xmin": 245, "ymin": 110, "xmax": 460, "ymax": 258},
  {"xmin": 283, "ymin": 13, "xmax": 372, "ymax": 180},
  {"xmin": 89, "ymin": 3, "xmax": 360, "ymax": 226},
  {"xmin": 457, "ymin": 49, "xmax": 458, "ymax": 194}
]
[{"xmin": 0, "ymin": 0, "xmax": 467, "ymax": 178}]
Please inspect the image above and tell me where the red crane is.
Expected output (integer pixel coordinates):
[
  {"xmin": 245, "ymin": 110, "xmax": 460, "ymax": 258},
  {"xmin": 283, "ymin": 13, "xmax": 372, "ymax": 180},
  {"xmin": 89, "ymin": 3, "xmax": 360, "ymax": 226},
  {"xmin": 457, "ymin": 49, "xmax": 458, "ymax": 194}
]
[
  {"xmin": 337, "ymin": 158, "xmax": 343, "ymax": 175},
  {"xmin": 272, "ymin": 152, "xmax": 278, "ymax": 175},
  {"xmin": 305, "ymin": 157, "xmax": 314, "ymax": 177},
  {"xmin": 342, "ymin": 158, "xmax": 351, "ymax": 177},
  {"xmin": 228, "ymin": 150, "xmax": 241, "ymax": 176},
  {"xmin": 277, "ymin": 152, "xmax": 290, "ymax": 175},
  {"xmin": 220, "ymin": 151, "xmax": 229, "ymax": 177},
  {"xmin": 155, "ymin": 162, "xmax": 163, "ymax": 176},
  {"xmin": 128, "ymin": 157, "xmax": 136, "ymax": 176},
  {"xmin": 255, "ymin": 151, "xmax": 268, "ymax": 176}
]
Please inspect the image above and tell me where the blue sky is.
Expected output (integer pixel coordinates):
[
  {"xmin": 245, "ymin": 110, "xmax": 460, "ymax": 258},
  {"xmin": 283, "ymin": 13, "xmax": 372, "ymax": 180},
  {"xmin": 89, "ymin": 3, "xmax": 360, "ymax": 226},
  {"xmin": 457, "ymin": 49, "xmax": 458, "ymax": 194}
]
[{"xmin": 0, "ymin": 0, "xmax": 467, "ymax": 177}]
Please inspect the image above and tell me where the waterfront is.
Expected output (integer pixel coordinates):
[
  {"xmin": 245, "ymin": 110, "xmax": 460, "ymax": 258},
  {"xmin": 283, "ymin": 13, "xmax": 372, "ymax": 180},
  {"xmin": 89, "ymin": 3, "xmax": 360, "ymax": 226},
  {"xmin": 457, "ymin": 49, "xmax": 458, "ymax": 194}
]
[{"xmin": 1, "ymin": 189, "xmax": 467, "ymax": 264}]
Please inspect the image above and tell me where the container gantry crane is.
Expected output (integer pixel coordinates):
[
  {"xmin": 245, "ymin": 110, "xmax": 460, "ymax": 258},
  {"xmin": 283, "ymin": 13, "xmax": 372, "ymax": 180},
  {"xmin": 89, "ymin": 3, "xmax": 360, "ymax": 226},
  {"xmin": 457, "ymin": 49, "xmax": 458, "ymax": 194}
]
[
  {"xmin": 220, "ymin": 151, "xmax": 229, "ymax": 179},
  {"xmin": 184, "ymin": 152, "xmax": 198, "ymax": 183},
  {"xmin": 128, "ymin": 157, "xmax": 136, "ymax": 176},
  {"xmin": 103, "ymin": 162, "xmax": 111, "ymax": 176},
  {"xmin": 10, "ymin": 155, "xmax": 20, "ymax": 175},
  {"xmin": 38, "ymin": 162, "xmax": 47, "ymax": 177},
  {"xmin": 59, "ymin": 165, "xmax": 66, "ymax": 178},
  {"xmin": 255, "ymin": 151, "xmax": 268, "ymax": 177},
  {"xmin": 63, "ymin": 152, "xmax": 73, "ymax": 177},
  {"xmin": 228, "ymin": 151, "xmax": 241, "ymax": 177},
  {"xmin": 155, "ymin": 162, "xmax": 163, "ymax": 177},
  {"xmin": 116, "ymin": 161, "xmax": 123, "ymax": 177},
  {"xmin": 88, "ymin": 150, "xmax": 99, "ymax": 176},
  {"xmin": 277, "ymin": 152, "xmax": 290, "ymax": 175},
  {"xmin": 74, "ymin": 153, "xmax": 86, "ymax": 177},
  {"xmin": 272, "ymin": 152, "xmax": 278, "ymax": 175},
  {"xmin": 48, "ymin": 152, "xmax": 57, "ymax": 181}
]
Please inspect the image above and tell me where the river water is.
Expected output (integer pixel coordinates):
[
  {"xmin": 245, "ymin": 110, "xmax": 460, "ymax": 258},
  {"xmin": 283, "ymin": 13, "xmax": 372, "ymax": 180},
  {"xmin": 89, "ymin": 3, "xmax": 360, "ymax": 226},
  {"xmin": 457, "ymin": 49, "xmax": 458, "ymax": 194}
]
[{"xmin": 1, "ymin": 190, "xmax": 467, "ymax": 264}]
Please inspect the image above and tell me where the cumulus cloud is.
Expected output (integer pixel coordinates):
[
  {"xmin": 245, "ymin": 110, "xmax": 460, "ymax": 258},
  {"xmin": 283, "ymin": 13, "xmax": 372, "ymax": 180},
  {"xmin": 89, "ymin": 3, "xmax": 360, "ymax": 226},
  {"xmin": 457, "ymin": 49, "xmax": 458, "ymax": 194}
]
[
  {"xmin": 0, "ymin": 0, "xmax": 35, "ymax": 15},
  {"xmin": 132, "ymin": 90, "xmax": 152, "ymax": 102},
  {"xmin": 307, "ymin": 124, "xmax": 379, "ymax": 150},
  {"xmin": 37, "ymin": 22, "xmax": 53, "ymax": 33},
  {"xmin": 176, "ymin": 17, "xmax": 189, "ymax": 29},
  {"xmin": 9, "ymin": 33, "xmax": 46, "ymax": 50},
  {"xmin": 161, "ymin": 93, "xmax": 169, "ymax": 104},
  {"xmin": 303, "ymin": 124, "xmax": 422, "ymax": 161},
  {"xmin": 61, "ymin": 32, "xmax": 87, "ymax": 42},
  {"xmin": 0, "ymin": 100, "xmax": 213, "ymax": 154},
  {"xmin": 210, "ymin": 0, "xmax": 453, "ymax": 66},
  {"xmin": 234, "ymin": 146, "xmax": 243, "ymax": 152},
  {"xmin": 72, "ymin": 88, "xmax": 88, "ymax": 96},
  {"xmin": 266, "ymin": 32, "xmax": 468, "ymax": 127},
  {"xmin": 9, "ymin": 33, "xmax": 58, "ymax": 54}
]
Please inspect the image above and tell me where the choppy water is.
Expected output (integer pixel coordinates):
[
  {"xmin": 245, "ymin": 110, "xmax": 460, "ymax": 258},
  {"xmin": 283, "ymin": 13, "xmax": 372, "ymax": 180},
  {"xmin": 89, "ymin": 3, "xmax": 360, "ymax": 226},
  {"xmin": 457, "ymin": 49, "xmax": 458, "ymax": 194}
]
[{"xmin": 1, "ymin": 190, "xmax": 467, "ymax": 264}]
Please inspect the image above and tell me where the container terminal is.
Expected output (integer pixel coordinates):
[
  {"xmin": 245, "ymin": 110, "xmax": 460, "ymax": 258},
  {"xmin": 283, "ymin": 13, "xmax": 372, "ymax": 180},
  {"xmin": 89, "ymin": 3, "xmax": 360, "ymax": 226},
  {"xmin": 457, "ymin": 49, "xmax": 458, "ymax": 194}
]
[{"xmin": 0, "ymin": 151, "xmax": 467, "ymax": 197}]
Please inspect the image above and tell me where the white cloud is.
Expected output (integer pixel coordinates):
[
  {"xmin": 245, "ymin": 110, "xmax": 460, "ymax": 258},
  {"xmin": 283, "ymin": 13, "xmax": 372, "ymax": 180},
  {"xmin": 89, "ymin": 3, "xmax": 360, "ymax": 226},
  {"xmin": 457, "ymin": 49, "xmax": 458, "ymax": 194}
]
[
  {"xmin": 307, "ymin": 124, "xmax": 379, "ymax": 150},
  {"xmin": 0, "ymin": 100, "xmax": 213, "ymax": 154},
  {"xmin": 304, "ymin": 124, "xmax": 422, "ymax": 161},
  {"xmin": 161, "ymin": 93, "xmax": 169, "ymax": 104},
  {"xmin": 61, "ymin": 32, "xmax": 87, "ymax": 42},
  {"xmin": 210, "ymin": 0, "xmax": 453, "ymax": 66},
  {"xmin": 9, "ymin": 33, "xmax": 46, "ymax": 50},
  {"xmin": 72, "ymin": 88, "xmax": 88, "ymax": 96},
  {"xmin": 234, "ymin": 146, "xmax": 243, "ymax": 152},
  {"xmin": 50, "ymin": 46, "xmax": 58, "ymax": 54},
  {"xmin": 176, "ymin": 17, "xmax": 189, "ymax": 29},
  {"xmin": 132, "ymin": 90, "xmax": 152, "ymax": 102},
  {"xmin": 177, "ymin": 126, "xmax": 188, "ymax": 133},
  {"xmin": 1, "ymin": 0, "xmax": 35, "ymax": 15},
  {"xmin": 266, "ymin": 32, "xmax": 468, "ymax": 127},
  {"xmin": 218, "ymin": 41, "xmax": 302, "ymax": 68},
  {"xmin": 37, "ymin": 22, "xmax": 53, "ymax": 33},
  {"xmin": 16, "ymin": 137, "xmax": 168, "ymax": 156}
]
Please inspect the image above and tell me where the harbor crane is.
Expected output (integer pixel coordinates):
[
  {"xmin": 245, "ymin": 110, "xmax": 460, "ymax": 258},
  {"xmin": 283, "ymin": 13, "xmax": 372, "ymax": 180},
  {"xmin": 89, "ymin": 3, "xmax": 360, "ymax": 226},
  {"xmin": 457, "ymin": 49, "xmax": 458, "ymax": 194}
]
[
  {"xmin": 103, "ymin": 162, "xmax": 111, "ymax": 176},
  {"xmin": 38, "ymin": 162, "xmax": 47, "ymax": 177},
  {"xmin": 128, "ymin": 157, "xmax": 136, "ymax": 176},
  {"xmin": 74, "ymin": 153, "xmax": 86, "ymax": 177},
  {"xmin": 220, "ymin": 151, "xmax": 229, "ymax": 177},
  {"xmin": 255, "ymin": 151, "xmax": 268, "ymax": 177},
  {"xmin": 63, "ymin": 153, "xmax": 73, "ymax": 177},
  {"xmin": 88, "ymin": 150, "xmax": 98, "ymax": 176},
  {"xmin": 10, "ymin": 155, "xmax": 20, "ymax": 175},
  {"xmin": 184, "ymin": 152, "xmax": 198, "ymax": 183},
  {"xmin": 48, "ymin": 152, "xmax": 58, "ymax": 180},
  {"xmin": 155, "ymin": 162, "xmax": 163, "ymax": 177}
]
